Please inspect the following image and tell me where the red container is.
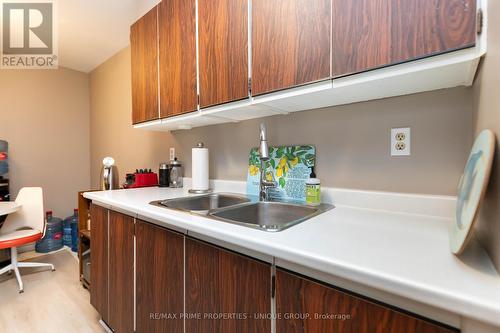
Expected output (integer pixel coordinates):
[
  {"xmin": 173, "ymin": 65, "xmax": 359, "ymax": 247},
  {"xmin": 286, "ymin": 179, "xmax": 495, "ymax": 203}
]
[{"xmin": 124, "ymin": 172, "xmax": 158, "ymax": 188}]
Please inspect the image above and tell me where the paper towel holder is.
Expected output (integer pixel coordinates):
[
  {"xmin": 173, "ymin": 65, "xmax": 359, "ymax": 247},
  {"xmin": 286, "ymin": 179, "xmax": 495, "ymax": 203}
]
[{"xmin": 189, "ymin": 142, "xmax": 213, "ymax": 194}]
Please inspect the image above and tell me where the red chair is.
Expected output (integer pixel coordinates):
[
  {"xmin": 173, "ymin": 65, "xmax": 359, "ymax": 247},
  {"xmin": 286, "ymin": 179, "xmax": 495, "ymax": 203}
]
[{"xmin": 0, "ymin": 187, "xmax": 54, "ymax": 293}]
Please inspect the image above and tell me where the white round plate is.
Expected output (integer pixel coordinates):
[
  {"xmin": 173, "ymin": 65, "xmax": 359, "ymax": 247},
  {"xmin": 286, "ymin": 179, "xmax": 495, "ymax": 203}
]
[{"xmin": 450, "ymin": 129, "xmax": 495, "ymax": 254}]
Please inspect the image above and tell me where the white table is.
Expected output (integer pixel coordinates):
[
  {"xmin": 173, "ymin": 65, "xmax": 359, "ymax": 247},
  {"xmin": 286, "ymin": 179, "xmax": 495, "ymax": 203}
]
[{"xmin": 0, "ymin": 202, "xmax": 21, "ymax": 216}]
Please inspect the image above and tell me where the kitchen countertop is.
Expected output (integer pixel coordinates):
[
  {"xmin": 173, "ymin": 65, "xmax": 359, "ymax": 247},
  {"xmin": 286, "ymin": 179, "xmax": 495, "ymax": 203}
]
[{"xmin": 84, "ymin": 179, "xmax": 500, "ymax": 328}]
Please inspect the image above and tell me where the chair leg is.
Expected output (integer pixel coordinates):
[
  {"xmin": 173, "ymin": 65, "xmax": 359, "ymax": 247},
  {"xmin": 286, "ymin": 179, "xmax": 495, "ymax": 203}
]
[
  {"xmin": 2, "ymin": 247, "xmax": 56, "ymax": 293},
  {"xmin": 10, "ymin": 248, "xmax": 23, "ymax": 293},
  {"xmin": 13, "ymin": 266, "xmax": 23, "ymax": 293},
  {"xmin": 18, "ymin": 262, "xmax": 55, "ymax": 271},
  {"xmin": 0, "ymin": 263, "xmax": 13, "ymax": 275}
]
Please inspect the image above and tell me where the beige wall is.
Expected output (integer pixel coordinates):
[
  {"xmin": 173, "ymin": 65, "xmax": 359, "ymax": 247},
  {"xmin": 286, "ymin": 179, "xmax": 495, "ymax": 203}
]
[
  {"xmin": 89, "ymin": 47, "xmax": 173, "ymax": 189},
  {"xmin": 0, "ymin": 68, "xmax": 90, "ymax": 218},
  {"xmin": 173, "ymin": 87, "xmax": 473, "ymax": 195},
  {"xmin": 473, "ymin": 0, "xmax": 500, "ymax": 270},
  {"xmin": 90, "ymin": 46, "xmax": 474, "ymax": 197}
]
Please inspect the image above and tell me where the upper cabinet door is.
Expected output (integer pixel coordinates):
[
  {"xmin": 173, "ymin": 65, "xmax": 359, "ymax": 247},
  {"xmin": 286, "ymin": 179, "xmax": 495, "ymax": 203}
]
[
  {"xmin": 131, "ymin": 7, "xmax": 159, "ymax": 124},
  {"xmin": 333, "ymin": 0, "xmax": 477, "ymax": 77},
  {"xmin": 391, "ymin": 0, "xmax": 477, "ymax": 63},
  {"xmin": 159, "ymin": 0, "xmax": 197, "ymax": 117},
  {"xmin": 252, "ymin": 0, "xmax": 331, "ymax": 96},
  {"xmin": 198, "ymin": 0, "xmax": 249, "ymax": 108},
  {"xmin": 332, "ymin": 0, "xmax": 392, "ymax": 78}
]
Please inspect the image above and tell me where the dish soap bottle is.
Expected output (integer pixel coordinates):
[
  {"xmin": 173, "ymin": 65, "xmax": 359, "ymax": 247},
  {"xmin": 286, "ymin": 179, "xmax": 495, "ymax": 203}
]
[{"xmin": 306, "ymin": 169, "xmax": 321, "ymax": 206}]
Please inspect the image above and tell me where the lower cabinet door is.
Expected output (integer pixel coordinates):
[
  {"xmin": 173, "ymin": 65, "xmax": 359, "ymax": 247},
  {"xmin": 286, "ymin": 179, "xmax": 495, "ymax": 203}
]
[
  {"xmin": 136, "ymin": 220, "xmax": 184, "ymax": 333},
  {"xmin": 89, "ymin": 204, "xmax": 109, "ymax": 323},
  {"xmin": 186, "ymin": 237, "xmax": 272, "ymax": 332},
  {"xmin": 276, "ymin": 269, "xmax": 457, "ymax": 333},
  {"xmin": 108, "ymin": 211, "xmax": 135, "ymax": 333}
]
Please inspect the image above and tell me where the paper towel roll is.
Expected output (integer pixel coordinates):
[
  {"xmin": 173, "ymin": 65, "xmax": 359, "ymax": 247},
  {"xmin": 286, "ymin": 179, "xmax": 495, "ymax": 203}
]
[{"xmin": 192, "ymin": 144, "xmax": 209, "ymax": 191}]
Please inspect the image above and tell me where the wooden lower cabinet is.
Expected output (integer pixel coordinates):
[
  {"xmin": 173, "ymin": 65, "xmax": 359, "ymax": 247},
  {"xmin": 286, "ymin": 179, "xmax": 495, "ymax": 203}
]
[
  {"xmin": 90, "ymin": 206, "xmax": 458, "ymax": 333},
  {"xmin": 136, "ymin": 220, "xmax": 184, "ymax": 333},
  {"xmin": 275, "ymin": 269, "xmax": 457, "ymax": 333},
  {"xmin": 185, "ymin": 237, "xmax": 271, "ymax": 332},
  {"xmin": 89, "ymin": 204, "xmax": 109, "ymax": 323},
  {"xmin": 89, "ymin": 206, "xmax": 135, "ymax": 333},
  {"xmin": 108, "ymin": 211, "xmax": 135, "ymax": 333}
]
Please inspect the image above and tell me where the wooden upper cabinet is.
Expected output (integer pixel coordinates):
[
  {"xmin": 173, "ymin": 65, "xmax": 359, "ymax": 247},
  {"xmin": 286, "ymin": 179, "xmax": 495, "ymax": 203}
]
[
  {"xmin": 333, "ymin": 0, "xmax": 477, "ymax": 77},
  {"xmin": 332, "ymin": 0, "xmax": 392, "ymax": 78},
  {"xmin": 391, "ymin": 0, "xmax": 477, "ymax": 63},
  {"xmin": 185, "ymin": 238, "xmax": 271, "ymax": 332},
  {"xmin": 136, "ymin": 221, "xmax": 184, "ymax": 333},
  {"xmin": 252, "ymin": 0, "xmax": 331, "ymax": 96},
  {"xmin": 276, "ymin": 269, "xmax": 457, "ymax": 333},
  {"xmin": 131, "ymin": 6, "xmax": 159, "ymax": 124},
  {"xmin": 159, "ymin": 0, "xmax": 197, "ymax": 117},
  {"xmin": 198, "ymin": 0, "xmax": 249, "ymax": 108},
  {"xmin": 89, "ymin": 204, "xmax": 108, "ymax": 323}
]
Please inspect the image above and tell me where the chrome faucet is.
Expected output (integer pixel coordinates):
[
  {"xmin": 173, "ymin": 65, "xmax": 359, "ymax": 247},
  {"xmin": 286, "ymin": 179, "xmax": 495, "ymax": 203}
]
[{"xmin": 259, "ymin": 123, "xmax": 276, "ymax": 201}]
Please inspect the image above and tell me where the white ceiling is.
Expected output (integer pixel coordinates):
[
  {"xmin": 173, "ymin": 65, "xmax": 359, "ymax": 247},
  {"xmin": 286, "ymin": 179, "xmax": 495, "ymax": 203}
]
[{"xmin": 58, "ymin": 0, "xmax": 160, "ymax": 73}]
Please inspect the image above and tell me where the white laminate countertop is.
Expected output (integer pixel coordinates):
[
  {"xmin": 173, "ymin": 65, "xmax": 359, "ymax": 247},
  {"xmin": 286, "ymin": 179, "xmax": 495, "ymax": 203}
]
[{"xmin": 84, "ymin": 179, "xmax": 500, "ymax": 328}]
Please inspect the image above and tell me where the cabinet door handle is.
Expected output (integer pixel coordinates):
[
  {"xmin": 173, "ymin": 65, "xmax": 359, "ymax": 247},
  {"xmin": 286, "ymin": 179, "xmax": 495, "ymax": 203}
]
[{"xmin": 271, "ymin": 275, "xmax": 276, "ymax": 298}]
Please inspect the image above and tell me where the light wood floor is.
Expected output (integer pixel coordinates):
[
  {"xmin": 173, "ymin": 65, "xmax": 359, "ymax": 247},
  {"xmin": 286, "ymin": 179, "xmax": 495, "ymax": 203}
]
[{"xmin": 0, "ymin": 249, "xmax": 105, "ymax": 333}]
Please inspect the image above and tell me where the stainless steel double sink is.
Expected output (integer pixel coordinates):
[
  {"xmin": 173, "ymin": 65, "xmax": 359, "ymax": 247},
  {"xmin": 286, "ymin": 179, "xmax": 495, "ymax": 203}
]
[{"xmin": 150, "ymin": 193, "xmax": 334, "ymax": 232}]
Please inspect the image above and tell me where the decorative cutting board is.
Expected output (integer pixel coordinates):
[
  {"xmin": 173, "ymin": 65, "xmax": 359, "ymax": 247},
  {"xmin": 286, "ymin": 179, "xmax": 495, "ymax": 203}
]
[
  {"xmin": 450, "ymin": 129, "xmax": 495, "ymax": 254},
  {"xmin": 246, "ymin": 145, "xmax": 316, "ymax": 202}
]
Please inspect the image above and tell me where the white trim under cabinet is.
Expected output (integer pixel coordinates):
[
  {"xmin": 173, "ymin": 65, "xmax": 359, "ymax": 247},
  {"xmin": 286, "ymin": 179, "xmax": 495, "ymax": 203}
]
[{"xmin": 135, "ymin": 0, "xmax": 487, "ymax": 132}]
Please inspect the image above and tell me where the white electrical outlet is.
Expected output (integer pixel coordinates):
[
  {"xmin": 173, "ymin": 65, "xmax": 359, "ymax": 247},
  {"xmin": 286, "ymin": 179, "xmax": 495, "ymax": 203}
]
[
  {"xmin": 391, "ymin": 127, "xmax": 411, "ymax": 156},
  {"xmin": 169, "ymin": 147, "xmax": 175, "ymax": 161}
]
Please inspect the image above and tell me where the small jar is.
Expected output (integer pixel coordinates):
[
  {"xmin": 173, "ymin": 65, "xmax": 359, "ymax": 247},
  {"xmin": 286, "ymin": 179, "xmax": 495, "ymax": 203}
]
[
  {"xmin": 169, "ymin": 158, "xmax": 183, "ymax": 188},
  {"xmin": 305, "ymin": 178, "xmax": 321, "ymax": 206}
]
